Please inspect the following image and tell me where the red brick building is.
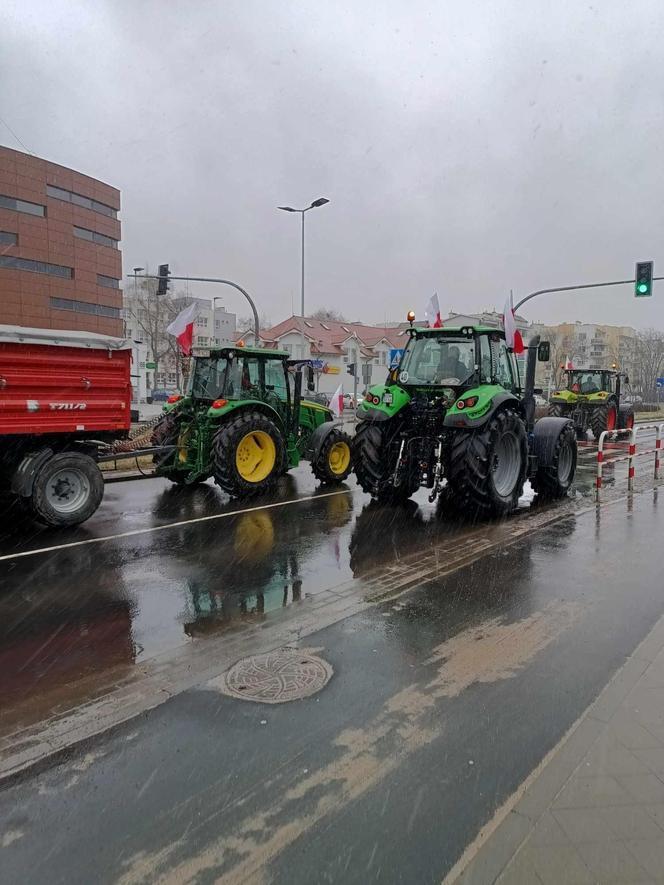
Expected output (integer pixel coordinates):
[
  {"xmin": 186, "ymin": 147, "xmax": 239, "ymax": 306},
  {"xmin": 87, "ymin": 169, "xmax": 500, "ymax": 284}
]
[{"xmin": 0, "ymin": 146, "xmax": 122, "ymax": 336}]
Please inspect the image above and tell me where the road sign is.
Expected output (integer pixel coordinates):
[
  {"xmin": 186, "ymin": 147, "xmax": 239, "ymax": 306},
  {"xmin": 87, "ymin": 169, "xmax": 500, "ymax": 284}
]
[
  {"xmin": 389, "ymin": 348, "xmax": 404, "ymax": 366},
  {"xmin": 635, "ymin": 260, "xmax": 654, "ymax": 297},
  {"xmin": 656, "ymin": 378, "xmax": 664, "ymax": 388},
  {"xmin": 309, "ymin": 359, "xmax": 324, "ymax": 370},
  {"xmin": 145, "ymin": 361, "xmax": 156, "ymax": 369},
  {"xmin": 323, "ymin": 365, "xmax": 340, "ymax": 374}
]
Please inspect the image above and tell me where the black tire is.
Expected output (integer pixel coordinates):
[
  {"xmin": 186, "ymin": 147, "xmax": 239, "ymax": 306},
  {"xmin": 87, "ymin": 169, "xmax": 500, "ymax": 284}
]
[
  {"xmin": 151, "ymin": 413, "xmax": 203, "ymax": 485},
  {"xmin": 590, "ymin": 400, "xmax": 618, "ymax": 439},
  {"xmin": 30, "ymin": 452, "xmax": 104, "ymax": 527},
  {"xmin": 213, "ymin": 410, "xmax": 285, "ymax": 497},
  {"xmin": 618, "ymin": 405, "xmax": 635, "ymax": 430},
  {"xmin": 447, "ymin": 408, "xmax": 528, "ymax": 517},
  {"xmin": 548, "ymin": 404, "xmax": 565, "ymax": 418},
  {"xmin": 352, "ymin": 420, "xmax": 419, "ymax": 503},
  {"xmin": 531, "ymin": 422, "xmax": 577, "ymax": 499},
  {"xmin": 311, "ymin": 428, "xmax": 353, "ymax": 484}
]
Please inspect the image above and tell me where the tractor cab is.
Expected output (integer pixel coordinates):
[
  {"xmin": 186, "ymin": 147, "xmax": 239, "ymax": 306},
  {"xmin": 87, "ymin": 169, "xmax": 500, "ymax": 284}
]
[{"xmin": 186, "ymin": 345, "xmax": 292, "ymax": 406}]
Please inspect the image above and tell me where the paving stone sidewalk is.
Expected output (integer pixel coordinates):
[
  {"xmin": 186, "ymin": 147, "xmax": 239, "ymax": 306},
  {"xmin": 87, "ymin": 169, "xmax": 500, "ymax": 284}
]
[{"xmin": 457, "ymin": 614, "xmax": 664, "ymax": 884}]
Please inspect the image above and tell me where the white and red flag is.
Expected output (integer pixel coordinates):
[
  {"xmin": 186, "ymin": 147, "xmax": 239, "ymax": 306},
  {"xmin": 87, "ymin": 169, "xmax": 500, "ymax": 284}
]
[
  {"xmin": 502, "ymin": 294, "xmax": 525, "ymax": 354},
  {"xmin": 565, "ymin": 354, "xmax": 574, "ymax": 369},
  {"xmin": 166, "ymin": 303, "xmax": 199, "ymax": 355},
  {"xmin": 424, "ymin": 292, "xmax": 442, "ymax": 328},
  {"xmin": 329, "ymin": 383, "xmax": 343, "ymax": 418}
]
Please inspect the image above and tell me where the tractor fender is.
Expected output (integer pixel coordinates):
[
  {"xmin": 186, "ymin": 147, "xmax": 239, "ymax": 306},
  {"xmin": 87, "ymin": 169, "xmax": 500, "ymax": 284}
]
[
  {"xmin": 207, "ymin": 399, "xmax": 286, "ymax": 431},
  {"xmin": 443, "ymin": 392, "xmax": 522, "ymax": 430},
  {"xmin": 11, "ymin": 447, "xmax": 54, "ymax": 497},
  {"xmin": 531, "ymin": 417, "xmax": 575, "ymax": 467},
  {"xmin": 305, "ymin": 421, "xmax": 340, "ymax": 462},
  {"xmin": 356, "ymin": 406, "xmax": 393, "ymax": 423}
]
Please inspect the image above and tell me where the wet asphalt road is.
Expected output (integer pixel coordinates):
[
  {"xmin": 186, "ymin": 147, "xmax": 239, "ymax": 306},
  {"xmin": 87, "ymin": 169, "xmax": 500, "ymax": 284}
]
[
  {"xmin": 0, "ymin": 489, "xmax": 663, "ymax": 883},
  {"xmin": 0, "ymin": 432, "xmax": 660, "ymax": 883}
]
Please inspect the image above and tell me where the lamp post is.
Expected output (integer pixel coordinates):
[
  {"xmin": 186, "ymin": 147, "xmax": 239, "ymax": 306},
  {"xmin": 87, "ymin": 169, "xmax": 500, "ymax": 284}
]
[{"xmin": 278, "ymin": 197, "xmax": 329, "ymax": 357}]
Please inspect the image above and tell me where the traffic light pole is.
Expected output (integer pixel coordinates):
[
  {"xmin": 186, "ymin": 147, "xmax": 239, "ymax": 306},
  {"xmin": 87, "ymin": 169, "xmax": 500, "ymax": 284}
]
[
  {"xmin": 514, "ymin": 275, "xmax": 663, "ymax": 314},
  {"xmin": 135, "ymin": 274, "xmax": 261, "ymax": 344}
]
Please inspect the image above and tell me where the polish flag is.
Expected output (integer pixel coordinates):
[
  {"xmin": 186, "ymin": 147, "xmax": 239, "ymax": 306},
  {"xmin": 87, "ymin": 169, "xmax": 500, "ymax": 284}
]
[
  {"xmin": 329, "ymin": 383, "xmax": 343, "ymax": 418},
  {"xmin": 502, "ymin": 294, "xmax": 525, "ymax": 354},
  {"xmin": 166, "ymin": 303, "xmax": 199, "ymax": 355},
  {"xmin": 425, "ymin": 292, "xmax": 442, "ymax": 328}
]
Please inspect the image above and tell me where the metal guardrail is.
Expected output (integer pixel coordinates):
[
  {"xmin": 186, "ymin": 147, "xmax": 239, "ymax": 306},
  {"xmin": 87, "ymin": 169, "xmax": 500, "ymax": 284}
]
[{"xmin": 596, "ymin": 423, "xmax": 663, "ymax": 499}]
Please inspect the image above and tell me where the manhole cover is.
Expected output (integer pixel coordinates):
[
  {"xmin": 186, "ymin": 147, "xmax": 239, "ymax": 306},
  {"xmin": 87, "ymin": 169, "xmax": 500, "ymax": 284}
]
[{"xmin": 220, "ymin": 649, "xmax": 333, "ymax": 704}]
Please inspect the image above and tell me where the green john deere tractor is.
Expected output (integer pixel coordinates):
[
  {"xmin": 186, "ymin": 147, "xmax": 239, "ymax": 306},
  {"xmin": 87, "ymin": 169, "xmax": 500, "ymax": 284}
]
[
  {"xmin": 150, "ymin": 345, "xmax": 352, "ymax": 496},
  {"xmin": 548, "ymin": 369, "xmax": 634, "ymax": 439},
  {"xmin": 353, "ymin": 323, "xmax": 577, "ymax": 515}
]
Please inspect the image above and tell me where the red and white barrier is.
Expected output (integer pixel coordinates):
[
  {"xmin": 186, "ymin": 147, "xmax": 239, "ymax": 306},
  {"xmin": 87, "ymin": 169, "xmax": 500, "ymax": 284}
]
[{"xmin": 596, "ymin": 423, "xmax": 664, "ymax": 499}]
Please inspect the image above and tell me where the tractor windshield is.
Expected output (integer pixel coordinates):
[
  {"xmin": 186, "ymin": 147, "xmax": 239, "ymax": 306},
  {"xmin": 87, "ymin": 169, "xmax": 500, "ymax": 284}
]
[
  {"xmin": 399, "ymin": 336, "xmax": 476, "ymax": 386},
  {"xmin": 189, "ymin": 357, "xmax": 229, "ymax": 400},
  {"xmin": 566, "ymin": 371, "xmax": 603, "ymax": 394}
]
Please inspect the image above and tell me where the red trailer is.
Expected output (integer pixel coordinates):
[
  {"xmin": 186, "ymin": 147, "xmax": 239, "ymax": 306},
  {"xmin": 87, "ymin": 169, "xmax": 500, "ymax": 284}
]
[{"xmin": 0, "ymin": 325, "xmax": 132, "ymax": 527}]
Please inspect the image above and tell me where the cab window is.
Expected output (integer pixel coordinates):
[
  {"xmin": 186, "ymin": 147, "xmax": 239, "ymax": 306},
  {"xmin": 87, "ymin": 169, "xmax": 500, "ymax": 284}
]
[{"xmin": 493, "ymin": 340, "xmax": 515, "ymax": 391}]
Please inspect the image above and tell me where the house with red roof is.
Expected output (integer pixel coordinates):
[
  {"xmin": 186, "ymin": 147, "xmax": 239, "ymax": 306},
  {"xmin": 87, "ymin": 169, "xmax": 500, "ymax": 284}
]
[{"xmin": 236, "ymin": 315, "xmax": 410, "ymax": 395}]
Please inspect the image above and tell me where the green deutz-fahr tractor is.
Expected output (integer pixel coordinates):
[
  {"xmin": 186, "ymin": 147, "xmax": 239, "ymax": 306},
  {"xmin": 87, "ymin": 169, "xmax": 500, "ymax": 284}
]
[
  {"xmin": 150, "ymin": 345, "xmax": 353, "ymax": 496},
  {"xmin": 548, "ymin": 368, "xmax": 634, "ymax": 439},
  {"xmin": 353, "ymin": 322, "xmax": 577, "ymax": 515}
]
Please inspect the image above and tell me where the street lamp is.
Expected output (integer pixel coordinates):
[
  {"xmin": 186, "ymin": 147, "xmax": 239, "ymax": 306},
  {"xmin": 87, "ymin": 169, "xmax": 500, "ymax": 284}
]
[{"xmin": 278, "ymin": 197, "xmax": 330, "ymax": 356}]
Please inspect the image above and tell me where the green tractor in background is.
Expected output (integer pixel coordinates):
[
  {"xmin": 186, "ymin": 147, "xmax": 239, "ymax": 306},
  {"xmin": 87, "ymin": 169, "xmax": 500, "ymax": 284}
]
[
  {"xmin": 151, "ymin": 345, "xmax": 352, "ymax": 496},
  {"xmin": 353, "ymin": 323, "xmax": 577, "ymax": 515},
  {"xmin": 548, "ymin": 368, "xmax": 634, "ymax": 439}
]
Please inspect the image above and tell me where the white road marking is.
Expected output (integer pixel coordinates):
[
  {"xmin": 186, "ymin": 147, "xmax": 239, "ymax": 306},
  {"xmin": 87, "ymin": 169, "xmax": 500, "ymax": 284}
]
[{"xmin": 0, "ymin": 489, "xmax": 352, "ymax": 563}]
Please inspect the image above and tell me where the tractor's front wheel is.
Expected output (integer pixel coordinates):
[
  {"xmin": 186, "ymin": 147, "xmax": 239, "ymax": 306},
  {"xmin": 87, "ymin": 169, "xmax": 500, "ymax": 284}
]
[
  {"xmin": 590, "ymin": 401, "xmax": 618, "ymax": 439},
  {"xmin": 448, "ymin": 408, "xmax": 528, "ymax": 517},
  {"xmin": 352, "ymin": 420, "xmax": 419, "ymax": 503},
  {"xmin": 151, "ymin": 414, "xmax": 204, "ymax": 485},
  {"xmin": 531, "ymin": 422, "xmax": 577, "ymax": 499},
  {"xmin": 311, "ymin": 429, "xmax": 353, "ymax": 484},
  {"xmin": 213, "ymin": 411, "xmax": 285, "ymax": 497}
]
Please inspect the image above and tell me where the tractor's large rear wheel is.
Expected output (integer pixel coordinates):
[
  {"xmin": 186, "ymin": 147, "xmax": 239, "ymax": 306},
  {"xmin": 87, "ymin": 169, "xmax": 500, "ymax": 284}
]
[
  {"xmin": 352, "ymin": 420, "xmax": 419, "ymax": 503},
  {"xmin": 590, "ymin": 401, "xmax": 618, "ymax": 439},
  {"xmin": 548, "ymin": 404, "xmax": 565, "ymax": 418},
  {"xmin": 618, "ymin": 405, "xmax": 635, "ymax": 430},
  {"xmin": 448, "ymin": 408, "xmax": 528, "ymax": 517},
  {"xmin": 213, "ymin": 411, "xmax": 285, "ymax": 497}
]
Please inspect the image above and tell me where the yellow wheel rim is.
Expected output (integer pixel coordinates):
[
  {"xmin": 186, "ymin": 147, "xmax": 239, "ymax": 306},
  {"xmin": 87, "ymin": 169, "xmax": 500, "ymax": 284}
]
[
  {"xmin": 235, "ymin": 430, "xmax": 277, "ymax": 482},
  {"xmin": 328, "ymin": 441, "xmax": 351, "ymax": 475}
]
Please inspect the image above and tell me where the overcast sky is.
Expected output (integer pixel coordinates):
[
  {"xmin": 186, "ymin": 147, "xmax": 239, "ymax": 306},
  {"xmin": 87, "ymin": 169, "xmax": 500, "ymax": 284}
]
[{"xmin": 3, "ymin": 0, "xmax": 664, "ymax": 330}]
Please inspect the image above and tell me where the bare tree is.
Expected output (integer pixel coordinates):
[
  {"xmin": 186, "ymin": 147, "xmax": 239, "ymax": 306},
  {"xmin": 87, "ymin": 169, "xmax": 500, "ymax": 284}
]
[
  {"xmin": 629, "ymin": 329, "xmax": 664, "ymax": 401},
  {"xmin": 537, "ymin": 327, "xmax": 569, "ymax": 390},
  {"xmin": 237, "ymin": 311, "xmax": 272, "ymax": 334},
  {"xmin": 311, "ymin": 308, "xmax": 348, "ymax": 322},
  {"xmin": 125, "ymin": 281, "xmax": 193, "ymax": 388}
]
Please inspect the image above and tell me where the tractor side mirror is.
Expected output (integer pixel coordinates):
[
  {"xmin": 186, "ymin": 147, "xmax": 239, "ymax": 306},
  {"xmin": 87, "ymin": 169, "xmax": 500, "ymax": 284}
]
[
  {"xmin": 307, "ymin": 366, "xmax": 315, "ymax": 392},
  {"xmin": 537, "ymin": 341, "xmax": 551, "ymax": 362}
]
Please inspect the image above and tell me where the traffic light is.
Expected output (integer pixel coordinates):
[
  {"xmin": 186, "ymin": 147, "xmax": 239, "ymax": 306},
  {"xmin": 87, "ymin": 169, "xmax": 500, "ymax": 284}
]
[
  {"xmin": 635, "ymin": 261, "xmax": 653, "ymax": 298},
  {"xmin": 347, "ymin": 362, "xmax": 356, "ymax": 377},
  {"xmin": 157, "ymin": 263, "xmax": 171, "ymax": 296}
]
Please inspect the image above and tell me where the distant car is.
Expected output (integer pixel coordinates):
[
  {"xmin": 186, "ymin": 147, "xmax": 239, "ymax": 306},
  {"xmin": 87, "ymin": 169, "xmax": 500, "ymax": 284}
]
[
  {"xmin": 305, "ymin": 392, "xmax": 329, "ymax": 406},
  {"xmin": 534, "ymin": 394, "xmax": 547, "ymax": 407},
  {"xmin": 343, "ymin": 393, "xmax": 355, "ymax": 409},
  {"xmin": 150, "ymin": 388, "xmax": 177, "ymax": 403}
]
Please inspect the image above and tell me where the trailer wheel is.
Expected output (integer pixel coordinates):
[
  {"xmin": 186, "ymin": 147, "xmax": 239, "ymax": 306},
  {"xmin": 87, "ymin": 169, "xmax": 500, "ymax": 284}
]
[
  {"xmin": 311, "ymin": 428, "xmax": 353, "ymax": 484},
  {"xmin": 213, "ymin": 411, "xmax": 285, "ymax": 497},
  {"xmin": 448, "ymin": 408, "xmax": 527, "ymax": 517},
  {"xmin": 531, "ymin": 422, "xmax": 577, "ymax": 498},
  {"xmin": 30, "ymin": 452, "xmax": 104, "ymax": 527}
]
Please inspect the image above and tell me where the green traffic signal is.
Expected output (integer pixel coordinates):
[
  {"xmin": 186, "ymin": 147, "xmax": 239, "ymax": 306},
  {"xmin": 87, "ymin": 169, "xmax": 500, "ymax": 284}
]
[{"xmin": 635, "ymin": 260, "xmax": 654, "ymax": 298}]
